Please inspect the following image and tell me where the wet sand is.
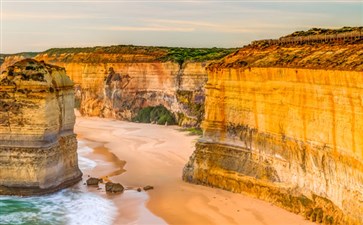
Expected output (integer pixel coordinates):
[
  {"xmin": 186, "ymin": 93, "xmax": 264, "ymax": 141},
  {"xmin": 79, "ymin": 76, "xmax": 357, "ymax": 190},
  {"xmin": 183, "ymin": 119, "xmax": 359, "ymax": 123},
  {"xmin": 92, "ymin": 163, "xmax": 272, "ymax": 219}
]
[{"xmin": 75, "ymin": 116, "xmax": 315, "ymax": 225}]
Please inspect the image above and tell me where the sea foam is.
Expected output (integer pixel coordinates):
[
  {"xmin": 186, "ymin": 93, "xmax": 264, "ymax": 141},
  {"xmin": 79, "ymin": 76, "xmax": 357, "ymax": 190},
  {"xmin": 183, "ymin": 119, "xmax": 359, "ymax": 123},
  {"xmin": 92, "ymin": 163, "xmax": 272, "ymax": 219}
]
[
  {"xmin": 0, "ymin": 141, "xmax": 117, "ymax": 225},
  {"xmin": 0, "ymin": 189, "xmax": 117, "ymax": 225}
]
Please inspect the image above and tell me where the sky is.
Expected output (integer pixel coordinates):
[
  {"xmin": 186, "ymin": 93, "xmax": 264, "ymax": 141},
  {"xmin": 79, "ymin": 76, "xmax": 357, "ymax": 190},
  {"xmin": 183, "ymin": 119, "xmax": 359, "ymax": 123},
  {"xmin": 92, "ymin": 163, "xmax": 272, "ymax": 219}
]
[{"xmin": 0, "ymin": 0, "xmax": 362, "ymax": 53}]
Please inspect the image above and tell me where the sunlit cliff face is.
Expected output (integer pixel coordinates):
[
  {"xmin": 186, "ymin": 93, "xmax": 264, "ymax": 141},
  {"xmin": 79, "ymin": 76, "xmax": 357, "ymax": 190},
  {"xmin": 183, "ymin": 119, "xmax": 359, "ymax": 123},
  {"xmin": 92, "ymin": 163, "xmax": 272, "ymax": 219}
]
[
  {"xmin": 0, "ymin": 59, "xmax": 82, "ymax": 195},
  {"xmin": 184, "ymin": 42, "xmax": 363, "ymax": 225}
]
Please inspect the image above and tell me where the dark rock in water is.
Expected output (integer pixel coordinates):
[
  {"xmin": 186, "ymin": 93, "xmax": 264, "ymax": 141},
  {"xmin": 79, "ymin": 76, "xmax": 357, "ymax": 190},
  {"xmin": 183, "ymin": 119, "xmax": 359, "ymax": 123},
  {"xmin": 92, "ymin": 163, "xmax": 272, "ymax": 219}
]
[
  {"xmin": 143, "ymin": 185, "xmax": 154, "ymax": 191},
  {"xmin": 137, "ymin": 188, "xmax": 142, "ymax": 192},
  {"xmin": 86, "ymin": 177, "xmax": 102, "ymax": 186},
  {"xmin": 105, "ymin": 182, "xmax": 124, "ymax": 193}
]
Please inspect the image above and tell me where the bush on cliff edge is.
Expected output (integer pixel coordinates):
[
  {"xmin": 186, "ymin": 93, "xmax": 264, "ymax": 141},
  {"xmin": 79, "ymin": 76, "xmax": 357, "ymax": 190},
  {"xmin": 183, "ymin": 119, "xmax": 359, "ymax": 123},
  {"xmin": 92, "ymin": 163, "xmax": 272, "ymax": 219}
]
[{"xmin": 132, "ymin": 105, "xmax": 176, "ymax": 125}]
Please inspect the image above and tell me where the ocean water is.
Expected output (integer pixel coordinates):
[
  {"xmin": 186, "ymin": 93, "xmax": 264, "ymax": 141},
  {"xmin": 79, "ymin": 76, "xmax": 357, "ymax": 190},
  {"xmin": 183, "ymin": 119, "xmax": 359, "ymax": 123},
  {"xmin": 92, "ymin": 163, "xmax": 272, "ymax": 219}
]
[{"xmin": 0, "ymin": 142, "xmax": 117, "ymax": 225}]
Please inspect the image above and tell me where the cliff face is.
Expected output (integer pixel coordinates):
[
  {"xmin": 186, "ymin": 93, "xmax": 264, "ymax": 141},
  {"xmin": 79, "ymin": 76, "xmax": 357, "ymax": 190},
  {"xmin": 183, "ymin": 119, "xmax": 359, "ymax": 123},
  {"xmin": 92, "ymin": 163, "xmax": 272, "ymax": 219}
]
[
  {"xmin": 0, "ymin": 59, "xmax": 82, "ymax": 195},
  {"xmin": 32, "ymin": 52, "xmax": 209, "ymax": 126},
  {"xmin": 1, "ymin": 46, "xmax": 235, "ymax": 127},
  {"xmin": 184, "ymin": 43, "xmax": 363, "ymax": 224}
]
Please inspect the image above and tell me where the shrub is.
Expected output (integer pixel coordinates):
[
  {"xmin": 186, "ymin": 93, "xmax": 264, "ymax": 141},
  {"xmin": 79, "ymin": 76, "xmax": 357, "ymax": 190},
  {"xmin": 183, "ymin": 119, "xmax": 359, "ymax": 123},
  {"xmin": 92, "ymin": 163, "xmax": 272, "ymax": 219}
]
[{"xmin": 133, "ymin": 105, "xmax": 176, "ymax": 125}]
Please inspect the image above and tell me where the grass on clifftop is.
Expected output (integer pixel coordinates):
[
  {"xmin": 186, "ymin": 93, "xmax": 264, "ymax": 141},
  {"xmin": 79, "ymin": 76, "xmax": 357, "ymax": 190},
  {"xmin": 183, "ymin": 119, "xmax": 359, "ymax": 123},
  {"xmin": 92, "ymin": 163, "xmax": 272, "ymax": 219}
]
[
  {"xmin": 157, "ymin": 47, "xmax": 236, "ymax": 64},
  {"xmin": 283, "ymin": 26, "xmax": 363, "ymax": 38},
  {"xmin": 41, "ymin": 45, "xmax": 236, "ymax": 63},
  {"xmin": 43, "ymin": 45, "xmax": 167, "ymax": 56}
]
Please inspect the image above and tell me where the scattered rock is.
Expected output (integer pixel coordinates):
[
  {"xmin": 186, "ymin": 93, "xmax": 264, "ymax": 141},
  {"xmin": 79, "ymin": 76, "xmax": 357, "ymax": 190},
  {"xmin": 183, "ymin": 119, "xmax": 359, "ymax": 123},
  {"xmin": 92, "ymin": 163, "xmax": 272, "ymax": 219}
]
[
  {"xmin": 137, "ymin": 188, "xmax": 142, "ymax": 192},
  {"xmin": 143, "ymin": 185, "xmax": 154, "ymax": 191},
  {"xmin": 105, "ymin": 182, "xmax": 124, "ymax": 193},
  {"xmin": 86, "ymin": 177, "xmax": 102, "ymax": 186}
]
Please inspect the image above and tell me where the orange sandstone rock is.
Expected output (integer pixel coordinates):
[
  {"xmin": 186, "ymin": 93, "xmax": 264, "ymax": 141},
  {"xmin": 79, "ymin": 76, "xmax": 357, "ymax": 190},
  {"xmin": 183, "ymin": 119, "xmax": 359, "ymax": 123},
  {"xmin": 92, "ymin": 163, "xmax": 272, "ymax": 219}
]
[
  {"xmin": 0, "ymin": 59, "xmax": 82, "ymax": 195},
  {"xmin": 32, "ymin": 54, "xmax": 208, "ymax": 126},
  {"xmin": 184, "ymin": 43, "xmax": 363, "ymax": 225}
]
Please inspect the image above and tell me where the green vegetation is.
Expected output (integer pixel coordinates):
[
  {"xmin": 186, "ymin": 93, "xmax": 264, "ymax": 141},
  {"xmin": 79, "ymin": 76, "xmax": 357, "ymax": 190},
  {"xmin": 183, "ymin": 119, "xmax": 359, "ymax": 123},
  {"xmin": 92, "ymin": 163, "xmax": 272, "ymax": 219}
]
[
  {"xmin": 41, "ymin": 45, "xmax": 236, "ymax": 64},
  {"xmin": 2, "ymin": 45, "xmax": 235, "ymax": 65},
  {"xmin": 180, "ymin": 127, "xmax": 203, "ymax": 136},
  {"xmin": 157, "ymin": 47, "xmax": 236, "ymax": 65},
  {"xmin": 132, "ymin": 105, "xmax": 176, "ymax": 125},
  {"xmin": 284, "ymin": 26, "xmax": 363, "ymax": 38},
  {"xmin": 43, "ymin": 45, "xmax": 167, "ymax": 56}
]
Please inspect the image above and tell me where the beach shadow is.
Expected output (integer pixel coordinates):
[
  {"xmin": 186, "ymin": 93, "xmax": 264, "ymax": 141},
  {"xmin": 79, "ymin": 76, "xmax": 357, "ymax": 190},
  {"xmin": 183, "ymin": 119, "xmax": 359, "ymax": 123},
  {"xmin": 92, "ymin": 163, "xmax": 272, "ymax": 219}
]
[{"xmin": 93, "ymin": 145, "xmax": 127, "ymax": 180}]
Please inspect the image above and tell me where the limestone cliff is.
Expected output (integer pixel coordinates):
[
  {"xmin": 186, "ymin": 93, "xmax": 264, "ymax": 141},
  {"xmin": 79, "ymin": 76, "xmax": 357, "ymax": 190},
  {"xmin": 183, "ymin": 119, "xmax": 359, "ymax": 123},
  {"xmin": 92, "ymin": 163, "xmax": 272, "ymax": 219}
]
[
  {"xmin": 184, "ymin": 40, "xmax": 363, "ymax": 224},
  {"xmin": 33, "ymin": 56, "xmax": 207, "ymax": 126},
  {"xmin": 0, "ymin": 59, "xmax": 82, "ymax": 195},
  {"xmin": 0, "ymin": 46, "xmax": 234, "ymax": 127}
]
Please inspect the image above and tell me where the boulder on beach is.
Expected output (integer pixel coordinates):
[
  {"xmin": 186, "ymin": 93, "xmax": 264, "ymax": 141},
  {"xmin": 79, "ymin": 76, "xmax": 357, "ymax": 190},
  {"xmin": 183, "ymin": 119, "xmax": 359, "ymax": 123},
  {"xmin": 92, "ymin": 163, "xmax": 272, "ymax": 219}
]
[
  {"xmin": 86, "ymin": 177, "xmax": 102, "ymax": 186},
  {"xmin": 105, "ymin": 182, "xmax": 124, "ymax": 193},
  {"xmin": 143, "ymin": 185, "xmax": 154, "ymax": 191}
]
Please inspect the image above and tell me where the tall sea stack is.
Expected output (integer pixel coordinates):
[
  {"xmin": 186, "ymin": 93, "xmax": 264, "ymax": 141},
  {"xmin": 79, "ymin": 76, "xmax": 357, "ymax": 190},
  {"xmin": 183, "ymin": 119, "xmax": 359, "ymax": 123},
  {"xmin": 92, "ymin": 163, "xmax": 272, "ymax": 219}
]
[{"xmin": 0, "ymin": 59, "xmax": 82, "ymax": 195}]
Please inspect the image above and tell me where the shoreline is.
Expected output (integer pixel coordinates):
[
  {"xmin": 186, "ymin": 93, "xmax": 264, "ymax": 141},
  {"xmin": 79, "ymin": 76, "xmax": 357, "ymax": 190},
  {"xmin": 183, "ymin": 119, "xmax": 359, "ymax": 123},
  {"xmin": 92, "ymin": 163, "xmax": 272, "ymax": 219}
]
[
  {"xmin": 76, "ymin": 120, "xmax": 166, "ymax": 225},
  {"xmin": 75, "ymin": 116, "xmax": 316, "ymax": 225}
]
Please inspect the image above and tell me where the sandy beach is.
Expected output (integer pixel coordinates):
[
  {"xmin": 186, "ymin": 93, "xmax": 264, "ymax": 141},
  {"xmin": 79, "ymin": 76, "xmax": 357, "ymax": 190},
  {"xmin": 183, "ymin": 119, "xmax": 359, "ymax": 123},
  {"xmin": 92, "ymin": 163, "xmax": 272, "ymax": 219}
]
[{"xmin": 75, "ymin": 116, "xmax": 315, "ymax": 225}]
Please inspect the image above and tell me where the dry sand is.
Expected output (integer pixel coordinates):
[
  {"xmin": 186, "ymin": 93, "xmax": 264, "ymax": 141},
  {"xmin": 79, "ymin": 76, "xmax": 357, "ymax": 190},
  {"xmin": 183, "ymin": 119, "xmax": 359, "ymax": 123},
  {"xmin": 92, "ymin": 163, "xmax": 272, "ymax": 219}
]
[{"xmin": 75, "ymin": 116, "xmax": 315, "ymax": 225}]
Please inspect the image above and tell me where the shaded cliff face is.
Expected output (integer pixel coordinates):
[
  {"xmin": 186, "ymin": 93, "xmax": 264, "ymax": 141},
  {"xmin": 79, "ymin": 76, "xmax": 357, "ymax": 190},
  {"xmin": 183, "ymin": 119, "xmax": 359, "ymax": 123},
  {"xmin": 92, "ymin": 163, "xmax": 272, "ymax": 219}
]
[
  {"xmin": 1, "ymin": 46, "xmax": 235, "ymax": 127},
  {"xmin": 30, "ymin": 48, "xmax": 221, "ymax": 127},
  {"xmin": 34, "ymin": 58, "xmax": 207, "ymax": 126},
  {"xmin": 0, "ymin": 59, "xmax": 82, "ymax": 195},
  {"xmin": 184, "ymin": 43, "xmax": 363, "ymax": 224}
]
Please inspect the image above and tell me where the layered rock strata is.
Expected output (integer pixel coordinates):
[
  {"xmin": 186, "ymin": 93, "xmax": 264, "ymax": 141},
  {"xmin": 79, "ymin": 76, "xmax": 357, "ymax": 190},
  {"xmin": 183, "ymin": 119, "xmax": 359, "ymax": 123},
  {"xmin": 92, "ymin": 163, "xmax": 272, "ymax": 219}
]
[
  {"xmin": 0, "ymin": 59, "xmax": 82, "ymax": 195},
  {"xmin": 0, "ymin": 46, "xmax": 233, "ymax": 127},
  {"xmin": 184, "ymin": 42, "xmax": 363, "ymax": 224},
  {"xmin": 32, "ymin": 54, "xmax": 208, "ymax": 127}
]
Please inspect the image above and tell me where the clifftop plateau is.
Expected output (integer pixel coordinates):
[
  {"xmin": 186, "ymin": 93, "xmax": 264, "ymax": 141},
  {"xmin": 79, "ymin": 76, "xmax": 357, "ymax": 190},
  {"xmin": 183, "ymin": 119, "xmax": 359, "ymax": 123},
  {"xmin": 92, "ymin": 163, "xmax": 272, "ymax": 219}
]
[
  {"xmin": 210, "ymin": 41, "xmax": 363, "ymax": 71},
  {"xmin": 37, "ymin": 45, "xmax": 236, "ymax": 64}
]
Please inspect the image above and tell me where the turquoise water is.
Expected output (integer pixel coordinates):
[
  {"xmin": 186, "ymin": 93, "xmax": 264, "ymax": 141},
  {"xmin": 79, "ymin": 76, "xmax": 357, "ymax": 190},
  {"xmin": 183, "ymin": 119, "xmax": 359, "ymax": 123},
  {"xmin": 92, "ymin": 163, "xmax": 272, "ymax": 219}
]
[
  {"xmin": 0, "ymin": 143, "xmax": 117, "ymax": 225},
  {"xmin": 0, "ymin": 188, "xmax": 117, "ymax": 225},
  {"xmin": 0, "ymin": 191, "xmax": 67, "ymax": 225}
]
